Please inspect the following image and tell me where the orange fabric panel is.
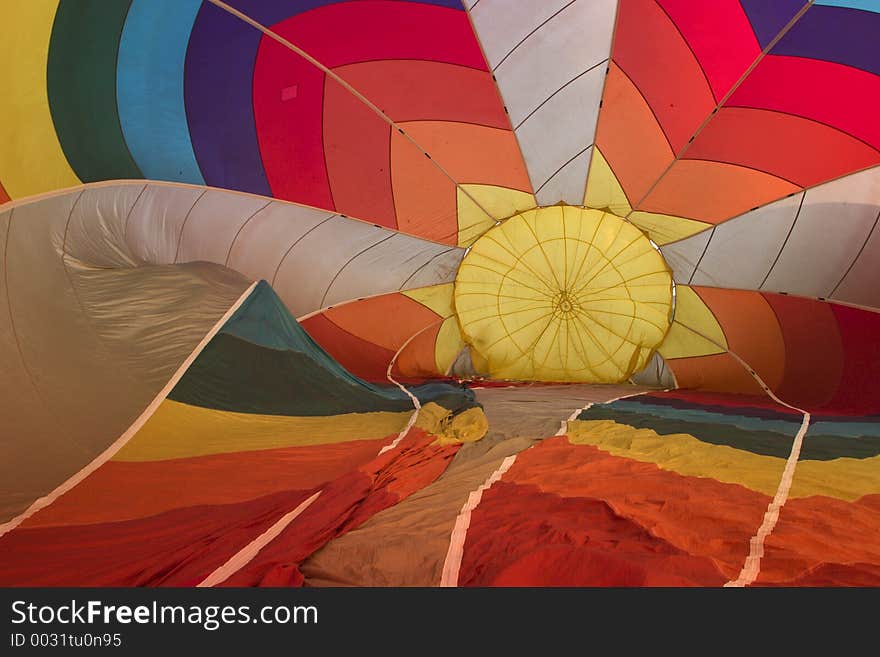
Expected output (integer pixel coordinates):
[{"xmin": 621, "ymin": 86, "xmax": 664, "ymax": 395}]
[
  {"xmin": 332, "ymin": 60, "xmax": 510, "ymax": 129},
  {"xmin": 640, "ymin": 159, "xmax": 800, "ymax": 223},
  {"xmin": 757, "ymin": 494, "xmax": 880, "ymax": 586},
  {"xmin": 462, "ymin": 482, "xmax": 727, "ymax": 586},
  {"xmin": 469, "ymin": 437, "xmax": 771, "ymax": 581},
  {"xmin": 300, "ymin": 314, "xmax": 396, "ymax": 381},
  {"xmin": 394, "ymin": 322, "xmax": 443, "ymax": 379},
  {"xmin": 399, "ymin": 120, "xmax": 532, "ymax": 193},
  {"xmin": 595, "ymin": 63, "xmax": 673, "ymax": 205},
  {"xmin": 323, "ymin": 293, "xmax": 440, "ymax": 352},
  {"xmin": 694, "ymin": 287, "xmax": 786, "ymax": 392},
  {"xmin": 21, "ymin": 438, "xmax": 388, "ymax": 529},
  {"xmin": 0, "ymin": 180, "xmax": 8, "ymax": 204},
  {"xmin": 667, "ymin": 353, "xmax": 765, "ymax": 396},
  {"xmin": 390, "ymin": 128, "xmax": 458, "ymax": 244},
  {"xmin": 323, "ymin": 79, "xmax": 397, "ymax": 229},
  {"xmin": 685, "ymin": 107, "xmax": 880, "ymax": 188},
  {"xmin": 613, "ymin": 0, "xmax": 716, "ymax": 152},
  {"xmin": 763, "ymin": 294, "xmax": 844, "ymax": 410}
]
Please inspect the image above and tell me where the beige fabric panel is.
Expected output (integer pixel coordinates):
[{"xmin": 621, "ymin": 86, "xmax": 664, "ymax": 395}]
[
  {"xmin": 301, "ymin": 384, "xmax": 648, "ymax": 586},
  {"xmin": 0, "ymin": 190, "xmax": 249, "ymax": 522}
]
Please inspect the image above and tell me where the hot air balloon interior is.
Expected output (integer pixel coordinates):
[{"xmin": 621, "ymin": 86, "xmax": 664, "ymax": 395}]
[{"xmin": 2, "ymin": 0, "xmax": 880, "ymax": 587}]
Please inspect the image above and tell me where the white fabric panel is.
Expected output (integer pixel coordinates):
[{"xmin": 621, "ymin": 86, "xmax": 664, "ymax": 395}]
[
  {"xmin": 176, "ymin": 190, "xmax": 270, "ymax": 266},
  {"xmin": 690, "ymin": 193, "xmax": 803, "ymax": 289},
  {"xmin": 467, "ymin": 0, "xmax": 573, "ymax": 67},
  {"xmin": 323, "ymin": 234, "xmax": 460, "ymax": 308},
  {"xmin": 480, "ymin": 0, "xmax": 615, "ymax": 124},
  {"xmin": 126, "ymin": 184, "xmax": 203, "ymax": 264},
  {"xmin": 405, "ymin": 248, "xmax": 466, "ymax": 289},
  {"xmin": 832, "ymin": 213, "xmax": 880, "ymax": 309},
  {"xmin": 660, "ymin": 228, "xmax": 712, "ymax": 283},
  {"xmin": 471, "ymin": 0, "xmax": 615, "ymax": 206},
  {"xmin": 65, "ymin": 184, "xmax": 145, "ymax": 268},
  {"xmin": 535, "ymin": 146, "xmax": 592, "ymax": 206},
  {"xmin": 631, "ymin": 352, "xmax": 675, "ymax": 388},
  {"xmin": 226, "ymin": 202, "xmax": 335, "ymax": 284},
  {"xmin": 516, "ymin": 66, "xmax": 605, "ymax": 197},
  {"xmin": 763, "ymin": 169, "xmax": 880, "ymax": 297},
  {"xmin": 273, "ymin": 217, "xmax": 391, "ymax": 317},
  {"xmin": 18, "ymin": 182, "xmax": 468, "ymax": 322}
]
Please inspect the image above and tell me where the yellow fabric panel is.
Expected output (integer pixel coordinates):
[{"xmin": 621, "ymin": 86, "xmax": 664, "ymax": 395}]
[
  {"xmin": 401, "ymin": 284, "xmax": 465, "ymax": 374},
  {"xmin": 628, "ymin": 211, "xmax": 712, "ymax": 245},
  {"xmin": 567, "ymin": 419, "xmax": 785, "ymax": 496},
  {"xmin": 113, "ymin": 400, "xmax": 411, "ymax": 462},
  {"xmin": 0, "ymin": 0, "xmax": 80, "ymax": 197},
  {"xmin": 789, "ymin": 455, "xmax": 880, "ymax": 502},
  {"xmin": 454, "ymin": 206, "xmax": 672, "ymax": 383},
  {"xmin": 402, "ymin": 283, "xmax": 455, "ymax": 317},
  {"xmin": 435, "ymin": 316, "xmax": 466, "ymax": 374},
  {"xmin": 582, "ymin": 149, "xmax": 709, "ymax": 245},
  {"xmin": 658, "ymin": 285, "xmax": 727, "ymax": 359},
  {"xmin": 414, "ymin": 402, "xmax": 488, "ymax": 446},
  {"xmin": 456, "ymin": 184, "xmax": 536, "ymax": 247},
  {"xmin": 583, "ymin": 147, "xmax": 632, "ymax": 217}
]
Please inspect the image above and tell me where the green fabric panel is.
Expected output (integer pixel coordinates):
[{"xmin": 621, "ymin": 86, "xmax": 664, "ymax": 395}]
[
  {"xmin": 579, "ymin": 406, "xmax": 796, "ymax": 459},
  {"xmin": 48, "ymin": 0, "xmax": 143, "ymax": 181},
  {"xmin": 172, "ymin": 281, "xmax": 475, "ymax": 416},
  {"xmin": 582, "ymin": 405, "xmax": 880, "ymax": 460},
  {"xmin": 797, "ymin": 433, "xmax": 880, "ymax": 461},
  {"xmin": 169, "ymin": 333, "xmax": 478, "ymax": 416}
]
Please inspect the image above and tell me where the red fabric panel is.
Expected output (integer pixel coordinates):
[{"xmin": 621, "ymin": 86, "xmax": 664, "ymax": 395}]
[
  {"xmin": 657, "ymin": 0, "xmax": 759, "ymax": 101},
  {"xmin": 613, "ymin": 0, "xmax": 716, "ymax": 152},
  {"xmin": 0, "ymin": 489, "xmax": 313, "ymax": 586},
  {"xmin": 728, "ymin": 55, "xmax": 880, "ymax": 149},
  {"xmin": 323, "ymin": 78, "xmax": 397, "ymax": 229},
  {"xmin": 0, "ymin": 180, "xmax": 9, "ymax": 204},
  {"xmin": 22, "ymin": 438, "xmax": 389, "ymax": 529},
  {"xmin": 333, "ymin": 60, "xmax": 509, "ymax": 128},
  {"xmin": 253, "ymin": 37, "xmax": 333, "ymax": 208},
  {"xmin": 460, "ymin": 481, "xmax": 726, "ymax": 586},
  {"xmin": 222, "ymin": 428, "xmax": 459, "ymax": 586},
  {"xmin": 763, "ymin": 293, "xmax": 844, "ymax": 410},
  {"xmin": 270, "ymin": 1, "xmax": 487, "ymax": 71},
  {"xmin": 686, "ymin": 107, "xmax": 880, "ymax": 187},
  {"xmin": 824, "ymin": 304, "xmax": 880, "ymax": 414},
  {"xmin": 300, "ymin": 314, "xmax": 396, "ymax": 382}
]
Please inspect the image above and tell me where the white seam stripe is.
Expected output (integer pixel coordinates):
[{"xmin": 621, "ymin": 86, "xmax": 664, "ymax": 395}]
[
  {"xmin": 197, "ymin": 490, "xmax": 322, "ymax": 588},
  {"xmin": 440, "ymin": 454, "xmax": 518, "ymax": 587}
]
